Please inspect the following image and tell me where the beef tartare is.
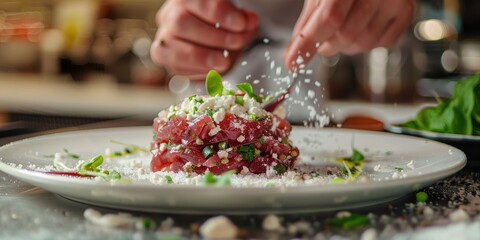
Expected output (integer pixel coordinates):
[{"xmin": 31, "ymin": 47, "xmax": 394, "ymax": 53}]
[{"xmin": 151, "ymin": 70, "xmax": 299, "ymax": 175}]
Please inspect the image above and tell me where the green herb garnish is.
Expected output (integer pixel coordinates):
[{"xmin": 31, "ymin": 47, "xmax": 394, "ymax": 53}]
[
  {"xmin": 416, "ymin": 191, "xmax": 428, "ymax": 203},
  {"xmin": 235, "ymin": 96, "xmax": 245, "ymax": 106},
  {"xmin": 329, "ymin": 213, "xmax": 369, "ymax": 230},
  {"xmin": 202, "ymin": 146, "xmax": 214, "ymax": 159},
  {"xmin": 273, "ymin": 164, "xmax": 287, "ymax": 175},
  {"xmin": 218, "ymin": 142, "xmax": 229, "ymax": 150},
  {"xmin": 165, "ymin": 175, "xmax": 173, "ymax": 184},
  {"xmin": 237, "ymin": 144, "xmax": 255, "ymax": 162},
  {"xmin": 205, "ymin": 70, "xmax": 224, "ymax": 97},
  {"xmin": 236, "ymin": 82, "xmax": 263, "ymax": 103},
  {"xmin": 258, "ymin": 138, "xmax": 265, "ymax": 144},
  {"xmin": 81, "ymin": 155, "xmax": 104, "ymax": 171},
  {"xmin": 202, "ymin": 170, "xmax": 235, "ymax": 186}
]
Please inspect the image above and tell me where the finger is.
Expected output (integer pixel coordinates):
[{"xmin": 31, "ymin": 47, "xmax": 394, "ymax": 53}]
[
  {"xmin": 353, "ymin": 0, "xmax": 402, "ymax": 51},
  {"xmin": 150, "ymin": 34, "xmax": 232, "ymax": 74},
  {"xmin": 317, "ymin": 0, "xmax": 381, "ymax": 56},
  {"xmin": 161, "ymin": 6, "xmax": 257, "ymax": 50},
  {"xmin": 292, "ymin": 0, "xmax": 321, "ymax": 37},
  {"xmin": 378, "ymin": 0, "xmax": 415, "ymax": 48},
  {"xmin": 182, "ymin": 0, "xmax": 250, "ymax": 32},
  {"xmin": 285, "ymin": 0, "xmax": 355, "ymax": 69}
]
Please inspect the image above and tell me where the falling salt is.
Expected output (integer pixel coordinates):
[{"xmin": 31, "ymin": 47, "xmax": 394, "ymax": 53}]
[
  {"xmin": 215, "ymin": 22, "xmax": 220, "ymax": 28},
  {"xmin": 276, "ymin": 67, "xmax": 282, "ymax": 75},
  {"xmin": 307, "ymin": 90, "xmax": 315, "ymax": 99},
  {"xmin": 223, "ymin": 50, "xmax": 229, "ymax": 58},
  {"xmin": 241, "ymin": 61, "xmax": 248, "ymax": 66},
  {"xmin": 306, "ymin": 69, "xmax": 313, "ymax": 75},
  {"xmin": 305, "ymin": 79, "xmax": 311, "ymax": 83},
  {"xmin": 314, "ymin": 81, "xmax": 321, "ymax": 87},
  {"xmin": 270, "ymin": 60, "xmax": 275, "ymax": 69},
  {"xmin": 296, "ymin": 56, "xmax": 304, "ymax": 64},
  {"xmin": 245, "ymin": 74, "xmax": 251, "ymax": 80},
  {"xmin": 253, "ymin": 79, "xmax": 260, "ymax": 85},
  {"xmin": 263, "ymin": 38, "xmax": 270, "ymax": 44},
  {"xmin": 299, "ymin": 69, "xmax": 305, "ymax": 74},
  {"xmin": 315, "ymin": 42, "xmax": 320, "ymax": 48}
]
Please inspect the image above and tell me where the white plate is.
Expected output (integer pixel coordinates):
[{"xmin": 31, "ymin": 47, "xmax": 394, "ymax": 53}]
[
  {"xmin": 0, "ymin": 127, "xmax": 466, "ymax": 214},
  {"xmin": 385, "ymin": 124, "xmax": 480, "ymax": 143}
]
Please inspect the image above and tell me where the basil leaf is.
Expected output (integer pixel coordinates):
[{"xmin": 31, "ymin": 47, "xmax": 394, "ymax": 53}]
[
  {"xmin": 205, "ymin": 70, "xmax": 224, "ymax": 97},
  {"xmin": 401, "ymin": 74, "xmax": 480, "ymax": 135},
  {"xmin": 236, "ymin": 83, "xmax": 262, "ymax": 103}
]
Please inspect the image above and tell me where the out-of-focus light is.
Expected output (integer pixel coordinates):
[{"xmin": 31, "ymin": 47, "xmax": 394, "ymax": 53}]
[
  {"xmin": 440, "ymin": 49, "xmax": 459, "ymax": 72},
  {"xmin": 414, "ymin": 19, "xmax": 447, "ymax": 41}
]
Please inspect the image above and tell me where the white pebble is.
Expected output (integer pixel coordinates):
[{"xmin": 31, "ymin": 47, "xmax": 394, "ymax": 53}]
[
  {"xmin": 262, "ymin": 214, "xmax": 282, "ymax": 231},
  {"xmin": 199, "ymin": 216, "xmax": 238, "ymax": 239},
  {"xmin": 360, "ymin": 228, "xmax": 378, "ymax": 240},
  {"xmin": 449, "ymin": 208, "xmax": 470, "ymax": 223}
]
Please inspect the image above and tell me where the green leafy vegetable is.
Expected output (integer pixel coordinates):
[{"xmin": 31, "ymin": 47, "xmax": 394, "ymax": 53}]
[
  {"xmin": 236, "ymin": 83, "xmax": 263, "ymax": 103},
  {"xmin": 205, "ymin": 70, "xmax": 224, "ymax": 97},
  {"xmin": 402, "ymin": 74, "xmax": 480, "ymax": 135},
  {"xmin": 237, "ymin": 144, "xmax": 255, "ymax": 162}
]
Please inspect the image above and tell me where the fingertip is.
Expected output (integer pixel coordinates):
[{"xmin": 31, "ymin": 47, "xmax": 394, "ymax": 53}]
[{"xmin": 243, "ymin": 10, "xmax": 259, "ymax": 31}]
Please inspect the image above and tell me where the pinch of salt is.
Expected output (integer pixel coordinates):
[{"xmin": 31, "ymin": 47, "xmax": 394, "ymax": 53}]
[{"xmin": 223, "ymin": 50, "xmax": 229, "ymax": 58}]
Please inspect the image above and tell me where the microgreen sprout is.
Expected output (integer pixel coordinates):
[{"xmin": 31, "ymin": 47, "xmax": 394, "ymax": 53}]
[{"xmin": 202, "ymin": 170, "xmax": 235, "ymax": 186}]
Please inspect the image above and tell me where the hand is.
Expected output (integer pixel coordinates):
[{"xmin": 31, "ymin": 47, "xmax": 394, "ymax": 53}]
[
  {"xmin": 150, "ymin": 0, "xmax": 258, "ymax": 80},
  {"xmin": 284, "ymin": 0, "xmax": 416, "ymax": 70}
]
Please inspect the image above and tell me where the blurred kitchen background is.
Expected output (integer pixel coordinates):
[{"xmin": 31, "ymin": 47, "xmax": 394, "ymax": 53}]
[{"xmin": 0, "ymin": 0, "xmax": 479, "ymax": 136}]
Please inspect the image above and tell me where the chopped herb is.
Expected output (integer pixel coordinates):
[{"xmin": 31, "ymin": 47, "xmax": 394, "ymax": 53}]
[
  {"xmin": 311, "ymin": 172, "xmax": 320, "ymax": 177},
  {"xmin": 188, "ymin": 95, "xmax": 196, "ymax": 101},
  {"xmin": 329, "ymin": 213, "xmax": 369, "ymax": 229},
  {"xmin": 394, "ymin": 167, "xmax": 404, "ymax": 172},
  {"xmin": 236, "ymin": 82, "xmax": 263, "ymax": 103},
  {"xmin": 202, "ymin": 170, "xmax": 235, "ymax": 186},
  {"xmin": 416, "ymin": 191, "xmax": 428, "ymax": 203},
  {"xmin": 81, "ymin": 155, "xmax": 104, "ymax": 171},
  {"xmin": 184, "ymin": 148, "xmax": 191, "ymax": 154},
  {"xmin": 206, "ymin": 109, "xmax": 214, "ymax": 119},
  {"xmin": 281, "ymin": 138, "xmax": 289, "ymax": 144},
  {"xmin": 205, "ymin": 70, "xmax": 224, "ymax": 97},
  {"xmin": 63, "ymin": 149, "xmax": 80, "ymax": 159},
  {"xmin": 215, "ymin": 161, "xmax": 220, "ymax": 166},
  {"xmin": 202, "ymin": 146, "xmax": 214, "ymax": 159},
  {"xmin": 258, "ymin": 138, "xmax": 265, "ymax": 144},
  {"xmin": 349, "ymin": 148, "xmax": 365, "ymax": 164},
  {"xmin": 237, "ymin": 144, "xmax": 255, "ymax": 162},
  {"xmin": 142, "ymin": 218, "xmax": 155, "ymax": 230},
  {"xmin": 248, "ymin": 114, "xmax": 257, "ymax": 121},
  {"xmin": 106, "ymin": 140, "xmax": 149, "ymax": 158},
  {"xmin": 202, "ymin": 171, "xmax": 217, "ymax": 185},
  {"xmin": 330, "ymin": 177, "xmax": 346, "ymax": 184},
  {"xmin": 235, "ymin": 96, "xmax": 244, "ymax": 106},
  {"xmin": 218, "ymin": 142, "xmax": 229, "ymax": 150},
  {"xmin": 192, "ymin": 106, "xmax": 198, "ymax": 114},
  {"xmin": 273, "ymin": 164, "xmax": 287, "ymax": 175},
  {"xmin": 165, "ymin": 175, "xmax": 173, "ymax": 184}
]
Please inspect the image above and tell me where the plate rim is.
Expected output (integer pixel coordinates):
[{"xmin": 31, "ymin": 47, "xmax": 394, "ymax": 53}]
[{"xmin": 385, "ymin": 124, "xmax": 480, "ymax": 142}]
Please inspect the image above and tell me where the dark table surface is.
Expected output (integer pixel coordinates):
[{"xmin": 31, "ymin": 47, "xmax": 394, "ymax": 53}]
[{"xmin": 0, "ymin": 117, "xmax": 479, "ymax": 240}]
